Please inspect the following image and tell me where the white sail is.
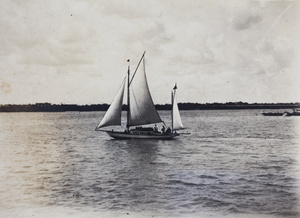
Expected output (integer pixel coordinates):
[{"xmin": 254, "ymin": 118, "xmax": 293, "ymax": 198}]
[
  {"xmin": 172, "ymin": 90, "xmax": 184, "ymax": 130},
  {"xmin": 129, "ymin": 57, "xmax": 162, "ymax": 126},
  {"xmin": 97, "ymin": 78, "xmax": 125, "ymax": 129}
]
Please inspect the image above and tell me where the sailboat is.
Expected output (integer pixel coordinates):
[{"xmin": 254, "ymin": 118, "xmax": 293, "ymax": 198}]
[{"xmin": 95, "ymin": 52, "xmax": 184, "ymax": 139}]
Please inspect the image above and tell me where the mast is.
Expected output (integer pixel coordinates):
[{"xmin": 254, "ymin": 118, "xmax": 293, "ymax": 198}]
[
  {"xmin": 126, "ymin": 60, "xmax": 130, "ymax": 131},
  {"xmin": 171, "ymin": 83, "xmax": 177, "ymax": 133},
  {"xmin": 171, "ymin": 89, "xmax": 174, "ymax": 132}
]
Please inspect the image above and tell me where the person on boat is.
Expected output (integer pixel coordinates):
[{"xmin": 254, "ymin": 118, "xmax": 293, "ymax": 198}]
[
  {"xmin": 165, "ymin": 127, "xmax": 171, "ymax": 135},
  {"xmin": 153, "ymin": 124, "xmax": 158, "ymax": 132},
  {"xmin": 161, "ymin": 125, "xmax": 165, "ymax": 134}
]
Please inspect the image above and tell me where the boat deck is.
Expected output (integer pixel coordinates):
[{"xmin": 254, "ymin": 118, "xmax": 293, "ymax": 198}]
[{"xmin": 106, "ymin": 130, "xmax": 179, "ymax": 140}]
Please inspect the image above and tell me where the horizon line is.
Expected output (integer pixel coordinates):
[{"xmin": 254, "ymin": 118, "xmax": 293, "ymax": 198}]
[{"xmin": 1, "ymin": 101, "xmax": 300, "ymax": 106}]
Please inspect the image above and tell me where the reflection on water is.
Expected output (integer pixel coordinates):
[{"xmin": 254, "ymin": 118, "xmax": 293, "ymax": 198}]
[{"xmin": 0, "ymin": 110, "xmax": 299, "ymax": 217}]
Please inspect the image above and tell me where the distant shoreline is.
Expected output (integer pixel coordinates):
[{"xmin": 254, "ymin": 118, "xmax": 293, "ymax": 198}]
[{"xmin": 0, "ymin": 102, "xmax": 299, "ymax": 112}]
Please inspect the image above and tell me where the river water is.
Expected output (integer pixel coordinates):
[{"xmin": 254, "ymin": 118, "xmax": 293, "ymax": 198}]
[{"xmin": 0, "ymin": 110, "xmax": 300, "ymax": 218}]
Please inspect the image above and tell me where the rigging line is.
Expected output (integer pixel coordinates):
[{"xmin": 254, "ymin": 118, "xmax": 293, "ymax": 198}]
[{"xmin": 129, "ymin": 51, "xmax": 146, "ymax": 86}]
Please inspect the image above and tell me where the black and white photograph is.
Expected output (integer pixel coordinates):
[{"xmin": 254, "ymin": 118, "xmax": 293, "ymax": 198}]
[{"xmin": 0, "ymin": 0, "xmax": 300, "ymax": 217}]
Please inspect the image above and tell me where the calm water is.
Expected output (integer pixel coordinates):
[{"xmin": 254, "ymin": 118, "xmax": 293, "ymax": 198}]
[{"xmin": 0, "ymin": 110, "xmax": 300, "ymax": 218}]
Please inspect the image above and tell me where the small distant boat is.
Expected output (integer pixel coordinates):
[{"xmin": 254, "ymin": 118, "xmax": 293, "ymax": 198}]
[
  {"xmin": 262, "ymin": 112, "xmax": 286, "ymax": 116},
  {"xmin": 262, "ymin": 108, "xmax": 300, "ymax": 116},
  {"xmin": 95, "ymin": 52, "xmax": 185, "ymax": 139}
]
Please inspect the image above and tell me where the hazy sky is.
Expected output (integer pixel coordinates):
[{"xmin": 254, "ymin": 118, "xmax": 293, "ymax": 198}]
[{"xmin": 1, "ymin": 0, "xmax": 299, "ymax": 105}]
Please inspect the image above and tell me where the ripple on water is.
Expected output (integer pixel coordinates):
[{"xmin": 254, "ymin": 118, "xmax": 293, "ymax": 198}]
[{"xmin": 0, "ymin": 111, "xmax": 299, "ymax": 217}]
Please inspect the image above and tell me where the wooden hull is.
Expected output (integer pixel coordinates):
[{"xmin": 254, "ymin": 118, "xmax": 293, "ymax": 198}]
[{"xmin": 105, "ymin": 131, "xmax": 179, "ymax": 140}]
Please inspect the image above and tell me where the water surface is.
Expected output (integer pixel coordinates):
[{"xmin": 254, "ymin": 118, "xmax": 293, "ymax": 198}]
[{"xmin": 0, "ymin": 110, "xmax": 299, "ymax": 217}]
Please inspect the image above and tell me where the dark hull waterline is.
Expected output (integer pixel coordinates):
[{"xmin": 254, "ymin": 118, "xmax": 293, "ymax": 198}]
[
  {"xmin": 106, "ymin": 131, "xmax": 179, "ymax": 140},
  {"xmin": 262, "ymin": 112, "xmax": 300, "ymax": 116}
]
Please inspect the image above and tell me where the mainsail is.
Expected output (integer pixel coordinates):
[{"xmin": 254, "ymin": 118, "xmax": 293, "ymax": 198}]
[
  {"xmin": 96, "ymin": 78, "xmax": 126, "ymax": 129},
  {"xmin": 129, "ymin": 57, "xmax": 162, "ymax": 126},
  {"xmin": 172, "ymin": 86, "xmax": 184, "ymax": 130}
]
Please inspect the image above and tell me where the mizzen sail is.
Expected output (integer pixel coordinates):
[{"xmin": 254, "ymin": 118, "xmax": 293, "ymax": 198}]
[
  {"xmin": 129, "ymin": 57, "xmax": 162, "ymax": 126},
  {"xmin": 96, "ymin": 78, "xmax": 126, "ymax": 129},
  {"xmin": 172, "ymin": 86, "xmax": 184, "ymax": 130}
]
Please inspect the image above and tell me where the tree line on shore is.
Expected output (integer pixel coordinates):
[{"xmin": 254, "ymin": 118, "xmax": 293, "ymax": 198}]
[{"xmin": 0, "ymin": 102, "xmax": 299, "ymax": 112}]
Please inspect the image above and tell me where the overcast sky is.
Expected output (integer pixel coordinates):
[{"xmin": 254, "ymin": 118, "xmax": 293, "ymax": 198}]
[{"xmin": 0, "ymin": 0, "xmax": 299, "ymax": 105}]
